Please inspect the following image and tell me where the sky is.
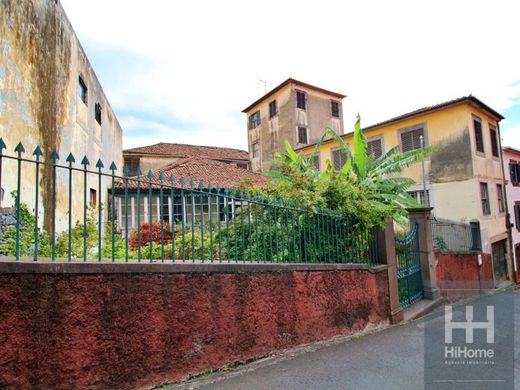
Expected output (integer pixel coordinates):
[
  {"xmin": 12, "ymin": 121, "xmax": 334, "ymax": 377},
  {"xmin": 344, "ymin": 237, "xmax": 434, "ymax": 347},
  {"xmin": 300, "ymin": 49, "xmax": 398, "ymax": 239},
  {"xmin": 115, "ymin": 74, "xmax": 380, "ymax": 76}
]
[{"xmin": 60, "ymin": 0, "xmax": 520, "ymax": 151}]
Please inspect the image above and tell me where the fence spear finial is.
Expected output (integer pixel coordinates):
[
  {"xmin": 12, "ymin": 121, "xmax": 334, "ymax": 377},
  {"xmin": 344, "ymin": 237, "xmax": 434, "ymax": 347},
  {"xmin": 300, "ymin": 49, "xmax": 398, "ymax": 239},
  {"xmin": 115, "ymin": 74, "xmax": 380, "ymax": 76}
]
[
  {"xmin": 14, "ymin": 142, "xmax": 25, "ymax": 155},
  {"xmin": 32, "ymin": 145, "xmax": 43, "ymax": 157},
  {"xmin": 109, "ymin": 162, "xmax": 117, "ymax": 171},
  {"xmin": 0, "ymin": 138, "xmax": 6, "ymax": 151},
  {"xmin": 95, "ymin": 159, "xmax": 104, "ymax": 169},
  {"xmin": 123, "ymin": 164, "xmax": 130, "ymax": 177},
  {"xmin": 66, "ymin": 152, "xmax": 75, "ymax": 164},
  {"xmin": 81, "ymin": 156, "xmax": 90, "ymax": 166},
  {"xmin": 50, "ymin": 150, "xmax": 59, "ymax": 162}
]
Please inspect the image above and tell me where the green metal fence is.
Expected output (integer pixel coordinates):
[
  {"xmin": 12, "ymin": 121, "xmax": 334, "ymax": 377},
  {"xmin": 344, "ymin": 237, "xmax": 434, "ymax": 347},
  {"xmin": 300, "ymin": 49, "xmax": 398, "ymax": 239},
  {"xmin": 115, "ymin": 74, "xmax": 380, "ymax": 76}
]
[{"xmin": 0, "ymin": 139, "xmax": 382, "ymax": 264}]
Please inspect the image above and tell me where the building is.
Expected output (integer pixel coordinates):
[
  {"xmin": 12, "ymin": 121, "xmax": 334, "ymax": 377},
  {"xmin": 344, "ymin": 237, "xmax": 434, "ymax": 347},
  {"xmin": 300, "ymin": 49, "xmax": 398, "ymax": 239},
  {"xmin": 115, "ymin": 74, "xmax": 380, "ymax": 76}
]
[
  {"xmin": 112, "ymin": 156, "xmax": 270, "ymax": 234},
  {"xmin": 123, "ymin": 143, "xmax": 250, "ymax": 175},
  {"xmin": 503, "ymin": 146, "xmax": 520, "ymax": 281},
  {"xmin": 242, "ymin": 78, "xmax": 346, "ymax": 172},
  {"xmin": 297, "ymin": 95, "xmax": 512, "ymax": 283},
  {"xmin": 0, "ymin": 0, "xmax": 123, "ymax": 232}
]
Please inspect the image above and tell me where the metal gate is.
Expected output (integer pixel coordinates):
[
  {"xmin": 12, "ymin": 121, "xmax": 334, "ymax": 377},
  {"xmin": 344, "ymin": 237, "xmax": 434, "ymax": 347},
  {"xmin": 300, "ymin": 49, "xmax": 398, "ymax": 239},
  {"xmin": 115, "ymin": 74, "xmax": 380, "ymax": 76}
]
[{"xmin": 395, "ymin": 222, "xmax": 423, "ymax": 308}]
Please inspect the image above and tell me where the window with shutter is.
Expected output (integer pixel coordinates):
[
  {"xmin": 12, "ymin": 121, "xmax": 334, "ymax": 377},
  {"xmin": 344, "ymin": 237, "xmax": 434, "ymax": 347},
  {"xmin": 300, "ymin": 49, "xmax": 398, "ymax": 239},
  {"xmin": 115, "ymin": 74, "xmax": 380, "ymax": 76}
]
[
  {"xmin": 367, "ymin": 138, "xmax": 383, "ymax": 158},
  {"xmin": 511, "ymin": 162, "xmax": 520, "ymax": 185},
  {"xmin": 497, "ymin": 184, "xmax": 504, "ymax": 213},
  {"xmin": 252, "ymin": 142, "xmax": 260, "ymax": 158},
  {"xmin": 298, "ymin": 127, "xmax": 308, "ymax": 144},
  {"xmin": 480, "ymin": 182, "xmax": 490, "ymax": 215},
  {"xmin": 296, "ymin": 91, "xmax": 306, "ymax": 110},
  {"xmin": 269, "ymin": 100, "xmax": 277, "ymax": 118},
  {"xmin": 400, "ymin": 127, "xmax": 424, "ymax": 152},
  {"xmin": 332, "ymin": 149, "xmax": 348, "ymax": 170},
  {"xmin": 248, "ymin": 111, "xmax": 261, "ymax": 129},
  {"xmin": 306, "ymin": 153, "xmax": 320, "ymax": 170},
  {"xmin": 331, "ymin": 101, "xmax": 340, "ymax": 117},
  {"xmin": 474, "ymin": 118, "xmax": 484, "ymax": 153},
  {"xmin": 490, "ymin": 126, "xmax": 499, "ymax": 157}
]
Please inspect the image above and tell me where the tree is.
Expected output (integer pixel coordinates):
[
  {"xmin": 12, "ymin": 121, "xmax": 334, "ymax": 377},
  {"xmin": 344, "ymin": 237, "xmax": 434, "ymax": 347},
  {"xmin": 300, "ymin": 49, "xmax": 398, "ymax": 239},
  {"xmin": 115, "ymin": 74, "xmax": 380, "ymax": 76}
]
[{"xmin": 267, "ymin": 114, "xmax": 431, "ymax": 229}]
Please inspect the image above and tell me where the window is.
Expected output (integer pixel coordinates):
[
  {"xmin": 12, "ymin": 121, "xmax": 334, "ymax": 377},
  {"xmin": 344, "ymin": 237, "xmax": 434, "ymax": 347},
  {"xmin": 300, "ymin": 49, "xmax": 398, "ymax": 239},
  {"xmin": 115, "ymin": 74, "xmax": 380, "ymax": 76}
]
[
  {"xmin": 124, "ymin": 156, "xmax": 140, "ymax": 176},
  {"xmin": 297, "ymin": 127, "xmax": 308, "ymax": 144},
  {"xmin": 78, "ymin": 76, "xmax": 88, "ymax": 105},
  {"xmin": 510, "ymin": 161, "xmax": 520, "ymax": 185},
  {"xmin": 237, "ymin": 162, "xmax": 249, "ymax": 170},
  {"xmin": 248, "ymin": 111, "xmax": 261, "ymax": 129},
  {"xmin": 515, "ymin": 203, "xmax": 520, "ymax": 231},
  {"xmin": 95, "ymin": 103, "xmax": 102, "ymax": 125},
  {"xmin": 489, "ymin": 125, "xmax": 499, "ymax": 157},
  {"xmin": 408, "ymin": 190, "xmax": 430, "ymax": 207},
  {"xmin": 252, "ymin": 142, "xmax": 260, "ymax": 158},
  {"xmin": 473, "ymin": 117, "xmax": 484, "ymax": 153},
  {"xmin": 497, "ymin": 184, "xmax": 504, "ymax": 213},
  {"xmin": 480, "ymin": 182, "xmax": 490, "ymax": 215},
  {"xmin": 269, "ymin": 100, "xmax": 277, "ymax": 118},
  {"xmin": 332, "ymin": 149, "xmax": 348, "ymax": 170},
  {"xmin": 331, "ymin": 101, "xmax": 340, "ymax": 118},
  {"xmin": 90, "ymin": 188, "xmax": 97, "ymax": 206},
  {"xmin": 367, "ymin": 138, "xmax": 383, "ymax": 159},
  {"xmin": 399, "ymin": 125, "xmax": 425, "ymax": 152},
  {"xmin": 296, "ymin": 91, "xmax": 306, "ymax": 110},
  {"xmin": 306, "ymin": 153, "xmax": 320, "ymax": 170}
]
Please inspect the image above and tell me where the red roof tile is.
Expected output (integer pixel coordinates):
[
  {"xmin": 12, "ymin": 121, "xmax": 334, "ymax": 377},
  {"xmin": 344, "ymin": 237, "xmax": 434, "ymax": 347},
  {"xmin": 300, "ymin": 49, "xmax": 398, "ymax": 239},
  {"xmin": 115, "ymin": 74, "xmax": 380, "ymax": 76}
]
[
  {"xmin": 123, "ymin": 142, "xmax": 249, "ymax": 161},
  {"xmin": 114, "ymin": 157, "xmax": 270, "ymax": 190}
]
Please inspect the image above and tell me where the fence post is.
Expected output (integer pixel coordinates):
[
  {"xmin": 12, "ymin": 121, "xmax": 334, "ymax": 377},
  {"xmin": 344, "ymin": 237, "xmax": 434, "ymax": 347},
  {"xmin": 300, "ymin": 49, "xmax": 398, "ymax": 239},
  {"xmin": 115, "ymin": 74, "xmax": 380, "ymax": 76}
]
[
  {"xmin": 377, "ymin": 217, "xmax": 403, "ymax": 324},
  {"xmin": 407, "ymin": 207, "xmax": 440, "ymax": 300}
]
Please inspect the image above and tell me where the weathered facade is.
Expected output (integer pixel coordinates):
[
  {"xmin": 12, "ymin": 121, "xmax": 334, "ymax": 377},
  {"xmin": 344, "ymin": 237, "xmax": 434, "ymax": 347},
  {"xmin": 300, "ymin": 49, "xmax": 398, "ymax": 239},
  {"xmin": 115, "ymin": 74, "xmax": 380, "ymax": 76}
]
[
  {"xmin": 242, "ymin": 78, "xmax": 345, "ymax": 172},
  {"xmin": 0, "ymin": 0, "xmax": 123, "ymax": 232},
  {"xmin": 298, "ymin": 96, "xmax": 512, "ymax": 281}
]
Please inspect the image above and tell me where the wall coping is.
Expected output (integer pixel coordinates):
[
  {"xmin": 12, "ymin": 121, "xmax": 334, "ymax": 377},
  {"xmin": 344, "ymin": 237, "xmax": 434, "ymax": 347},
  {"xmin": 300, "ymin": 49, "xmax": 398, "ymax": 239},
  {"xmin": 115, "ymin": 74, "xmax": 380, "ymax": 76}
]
[
  {"xmin": 0, "ymin": 258, "xmax": 388, "ymax": 274},
  {"xmin": 434, "ymin": 250, "xmax": 482, "ymax": 255}
]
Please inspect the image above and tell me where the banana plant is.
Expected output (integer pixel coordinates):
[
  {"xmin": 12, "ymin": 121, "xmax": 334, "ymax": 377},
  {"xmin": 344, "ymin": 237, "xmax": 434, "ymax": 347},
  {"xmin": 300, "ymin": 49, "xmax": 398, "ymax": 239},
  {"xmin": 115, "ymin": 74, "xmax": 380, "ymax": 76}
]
[{"xmin": 267, "ymin": 114, "xmax": 432, "ymax": 227}]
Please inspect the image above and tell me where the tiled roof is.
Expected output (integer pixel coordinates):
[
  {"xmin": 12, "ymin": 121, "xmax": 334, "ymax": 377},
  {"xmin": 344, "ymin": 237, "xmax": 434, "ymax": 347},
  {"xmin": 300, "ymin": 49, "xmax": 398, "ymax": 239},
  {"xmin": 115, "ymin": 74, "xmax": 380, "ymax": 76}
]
[
  {"xmin": 114, "ymin": 157, "xmax": 271, "ymax": 190},
  {"xmin": 123, "ymin": 142, "xmax": 249, "ymax": 161},
  {"xmin": 295, "ymin": 95, "xmax": 504, "ymax": 152}
]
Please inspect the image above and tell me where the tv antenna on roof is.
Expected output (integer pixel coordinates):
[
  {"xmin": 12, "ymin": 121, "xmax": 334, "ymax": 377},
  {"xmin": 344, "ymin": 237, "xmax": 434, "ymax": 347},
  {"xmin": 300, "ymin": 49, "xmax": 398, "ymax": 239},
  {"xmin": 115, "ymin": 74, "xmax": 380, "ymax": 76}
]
[{"xmin": 259, "ymin": 79, "xmax": 270, "ymax": 94}]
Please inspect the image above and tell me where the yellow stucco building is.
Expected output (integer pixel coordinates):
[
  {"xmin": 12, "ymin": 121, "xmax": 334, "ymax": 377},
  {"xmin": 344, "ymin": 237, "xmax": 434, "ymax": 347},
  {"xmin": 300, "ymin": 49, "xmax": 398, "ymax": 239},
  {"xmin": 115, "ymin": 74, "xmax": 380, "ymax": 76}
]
[{"xmin": 297, "ymin": 96, "xmax": 511, "ymax": 281}]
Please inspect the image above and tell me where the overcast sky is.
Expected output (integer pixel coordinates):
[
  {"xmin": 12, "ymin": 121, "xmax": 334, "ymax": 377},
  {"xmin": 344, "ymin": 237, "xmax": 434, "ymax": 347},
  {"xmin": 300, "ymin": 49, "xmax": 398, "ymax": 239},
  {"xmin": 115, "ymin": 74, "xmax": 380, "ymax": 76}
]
[{"xmin": 60, "ymin": 0, "xmax": 520, "ymax": 151}]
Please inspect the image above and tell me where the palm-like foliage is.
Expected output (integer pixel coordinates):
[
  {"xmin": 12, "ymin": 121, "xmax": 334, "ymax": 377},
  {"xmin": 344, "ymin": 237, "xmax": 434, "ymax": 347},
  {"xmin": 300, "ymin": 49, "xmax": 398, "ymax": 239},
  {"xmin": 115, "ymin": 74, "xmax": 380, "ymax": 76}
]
[{"xmin": 267, "ymin": 114, "xmax": 432, "ymax": 227}]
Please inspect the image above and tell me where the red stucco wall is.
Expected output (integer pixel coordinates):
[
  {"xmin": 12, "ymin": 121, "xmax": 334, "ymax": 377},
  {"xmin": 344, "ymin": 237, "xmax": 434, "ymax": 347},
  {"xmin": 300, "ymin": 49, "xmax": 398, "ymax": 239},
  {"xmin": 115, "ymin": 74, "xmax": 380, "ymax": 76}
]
[
  {"xmin": 435, "ymin": 251, "xmax": 493, "ymax": 300},
  {"xmin": 0, "ymin": 268, "xmax": 389, "ymax": 389}
]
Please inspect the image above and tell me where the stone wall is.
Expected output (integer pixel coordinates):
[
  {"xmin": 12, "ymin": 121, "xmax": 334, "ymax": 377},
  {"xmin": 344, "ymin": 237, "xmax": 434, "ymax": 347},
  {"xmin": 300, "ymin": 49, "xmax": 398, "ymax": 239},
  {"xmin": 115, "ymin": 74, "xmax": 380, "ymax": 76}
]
[
  {"xmin": 435, "ymin": 250, "xmax": 494, "ymax": 300},
  {"xmin": 0, "ymin": 262, "xmax": 390, "ymax": 389}
]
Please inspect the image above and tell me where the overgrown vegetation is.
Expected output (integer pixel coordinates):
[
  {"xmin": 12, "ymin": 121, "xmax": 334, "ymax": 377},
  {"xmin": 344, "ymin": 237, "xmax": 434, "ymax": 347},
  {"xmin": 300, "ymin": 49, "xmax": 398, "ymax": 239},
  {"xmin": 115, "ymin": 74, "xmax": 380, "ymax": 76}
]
[{"xmin": 266, "ymin": 115, "xmax": 431, "ymax": 229}]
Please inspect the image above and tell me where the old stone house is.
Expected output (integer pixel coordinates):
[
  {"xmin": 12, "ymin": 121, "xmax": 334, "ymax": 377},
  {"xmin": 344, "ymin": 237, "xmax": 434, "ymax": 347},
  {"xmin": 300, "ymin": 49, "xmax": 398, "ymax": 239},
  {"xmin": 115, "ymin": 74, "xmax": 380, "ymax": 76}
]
[{"xmin": 0, "ymin": 0, "xmax": 123, "ymax": 233}]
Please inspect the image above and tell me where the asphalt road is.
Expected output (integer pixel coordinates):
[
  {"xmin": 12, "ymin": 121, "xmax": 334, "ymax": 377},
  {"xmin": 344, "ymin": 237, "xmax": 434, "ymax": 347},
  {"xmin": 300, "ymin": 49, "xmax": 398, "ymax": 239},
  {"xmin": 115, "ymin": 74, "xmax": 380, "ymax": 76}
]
[{"xmin": 170, "ymin": 288, "xmax": 519, "ymax": 390}]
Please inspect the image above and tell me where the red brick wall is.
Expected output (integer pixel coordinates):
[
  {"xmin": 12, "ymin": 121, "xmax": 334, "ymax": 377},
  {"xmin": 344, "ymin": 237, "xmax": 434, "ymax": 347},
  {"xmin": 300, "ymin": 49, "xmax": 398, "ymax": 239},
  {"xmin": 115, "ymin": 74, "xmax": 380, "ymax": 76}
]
[
  {"xmin": 435, "ymin": 251, "xmax": 493, "ymax": 300},
  {"xmin": 0, "ymin": 267, "xmax": 389, "ymax": 389}
]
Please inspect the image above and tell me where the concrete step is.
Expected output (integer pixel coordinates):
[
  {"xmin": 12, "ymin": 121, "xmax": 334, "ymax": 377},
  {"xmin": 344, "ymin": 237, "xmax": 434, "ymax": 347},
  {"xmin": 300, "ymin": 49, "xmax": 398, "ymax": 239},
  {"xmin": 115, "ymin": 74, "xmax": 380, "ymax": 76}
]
[{"xmin": 403, "ymin": 297, "xmax": 447, "ymax": 321}]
